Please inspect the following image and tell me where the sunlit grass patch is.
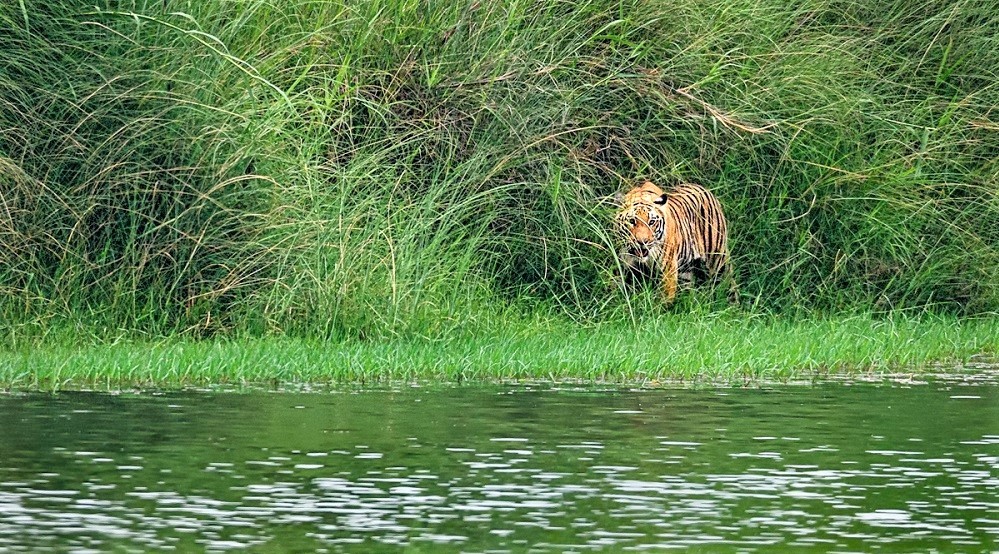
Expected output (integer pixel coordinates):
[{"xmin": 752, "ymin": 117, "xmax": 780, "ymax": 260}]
[{"xmin": 3, "ymin": 313, "xmax": 995, "ymax": 391}]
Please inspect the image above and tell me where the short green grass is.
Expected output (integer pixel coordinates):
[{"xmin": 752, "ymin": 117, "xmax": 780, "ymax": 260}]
[{"xmin": 3, "ymin": 313, "xmax": 995, "ymax": 391}]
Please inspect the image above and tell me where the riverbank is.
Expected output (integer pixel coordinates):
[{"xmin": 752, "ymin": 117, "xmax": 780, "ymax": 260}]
[
  {"xmin": 3, "ymin": 313, "xmax": 995, "ymax": 391},
  {"xmin": 2, "ymin": 1, "xmax": 998, "ymax": 392}
]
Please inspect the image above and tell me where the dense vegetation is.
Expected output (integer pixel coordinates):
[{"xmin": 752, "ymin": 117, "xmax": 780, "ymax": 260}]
[{"xmin": 2, "ymin": 0, "xmax": 998, "ymax": 344}]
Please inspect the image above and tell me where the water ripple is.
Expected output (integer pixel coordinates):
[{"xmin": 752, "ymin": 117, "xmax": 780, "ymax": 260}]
[{"xmin": 0, "ymin": 382, "xmax": 996, "ymax": 551}]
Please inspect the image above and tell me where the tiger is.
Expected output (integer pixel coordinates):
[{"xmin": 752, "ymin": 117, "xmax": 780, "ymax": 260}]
[{"xmin": 613, "ymin": 180, "xmax": 736, "ymax": 303}]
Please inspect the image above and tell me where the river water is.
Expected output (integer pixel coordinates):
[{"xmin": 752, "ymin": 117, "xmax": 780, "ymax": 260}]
[{"xmin": 1, "ymin": 376, "xmax": 997, "ymax": 552}]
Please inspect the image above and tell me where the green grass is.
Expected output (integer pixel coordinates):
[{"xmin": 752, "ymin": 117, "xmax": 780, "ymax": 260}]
[
  {"xmin": 3, "ymin": 313, "xmax": 996, "ymax": 391},
  {"xmin": 1, "ymin": 0, "xmax": 998, "ymax": 384}
]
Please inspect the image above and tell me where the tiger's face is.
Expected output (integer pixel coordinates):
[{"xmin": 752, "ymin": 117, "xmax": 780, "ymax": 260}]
[{"xmin": 614, "ymin": 182, "xmax": 668, "ymax": 269}]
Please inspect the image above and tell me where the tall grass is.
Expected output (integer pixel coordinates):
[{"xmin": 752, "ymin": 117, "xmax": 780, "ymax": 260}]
[{"xmin": 1, "ymin": 0, "xmax": 997, "ymax": 342}]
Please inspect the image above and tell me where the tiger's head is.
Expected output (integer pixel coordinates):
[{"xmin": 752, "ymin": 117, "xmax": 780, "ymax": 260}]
[{"xmin": 613, "ymin": 181, "xmax": 669, "ymax": 269}]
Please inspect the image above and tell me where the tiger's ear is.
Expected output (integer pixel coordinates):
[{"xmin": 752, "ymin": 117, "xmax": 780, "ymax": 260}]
[
  {"xmin": 613, "ymin": 191, "xmax": 625, "ymax": 204},
  {"xmin": 653, "ymin": 193, "xmax": 668, "ymax": 205}
]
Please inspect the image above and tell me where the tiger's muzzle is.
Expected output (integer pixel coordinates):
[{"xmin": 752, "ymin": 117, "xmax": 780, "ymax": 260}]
[
  {"xmin": 619, "ymin": 240, "xmax": 655, "ymax": 268},
  {"xmin": 629, "ymin": 243, "xmax": 650, "ymax": 259}
]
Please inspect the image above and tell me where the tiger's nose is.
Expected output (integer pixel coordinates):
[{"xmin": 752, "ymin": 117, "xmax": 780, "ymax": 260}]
[{"xmin": 631, "ymin": 244, "xmax": 649, "ymax": 257}]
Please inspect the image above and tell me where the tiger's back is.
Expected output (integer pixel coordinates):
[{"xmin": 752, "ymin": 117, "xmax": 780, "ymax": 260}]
[{"xmin": 662, "ymin": 182, "xmax": 729, "ymax": 280}]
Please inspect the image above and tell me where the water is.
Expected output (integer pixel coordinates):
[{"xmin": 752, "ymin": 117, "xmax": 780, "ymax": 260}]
[{"xmin": 1, "ymin": 378, "xmax": 997, "ymax": 552}]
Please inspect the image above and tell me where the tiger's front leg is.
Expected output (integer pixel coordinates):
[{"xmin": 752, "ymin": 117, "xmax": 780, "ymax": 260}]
[{"xmin": 660, "ymin": 255, "xmax": 679, "ymax": 303}]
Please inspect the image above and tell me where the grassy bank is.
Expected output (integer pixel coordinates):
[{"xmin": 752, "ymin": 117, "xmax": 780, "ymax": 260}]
[
  {"xmin": 2, "ymin": 314, "xmax": 996, "ymax": 390},
  {"xmin": 2, "ymin": 0, "xmax": 998, "ymax": 387}
]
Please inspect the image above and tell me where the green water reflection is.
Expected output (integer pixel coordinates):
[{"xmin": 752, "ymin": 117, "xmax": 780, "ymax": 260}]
[{"xmin": 1, "ymin": 379, "xmax": 997, "ymax": 551}]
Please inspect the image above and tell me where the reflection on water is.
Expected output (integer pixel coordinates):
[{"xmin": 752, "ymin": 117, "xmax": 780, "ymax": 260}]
[{"xmin": 1, "ymin": 378, "xmax": 997, "ymax": 551}]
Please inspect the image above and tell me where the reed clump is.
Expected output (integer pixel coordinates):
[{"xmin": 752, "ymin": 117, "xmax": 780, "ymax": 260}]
[{"xmin": 2, "ymin": 0, "xmax": 997, "ymax": 342}]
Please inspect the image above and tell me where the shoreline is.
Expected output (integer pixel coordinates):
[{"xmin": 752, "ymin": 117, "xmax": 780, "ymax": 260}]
[{"xmin": 4, "ymin": 314, "xmax": 996, "ymax": 392}]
